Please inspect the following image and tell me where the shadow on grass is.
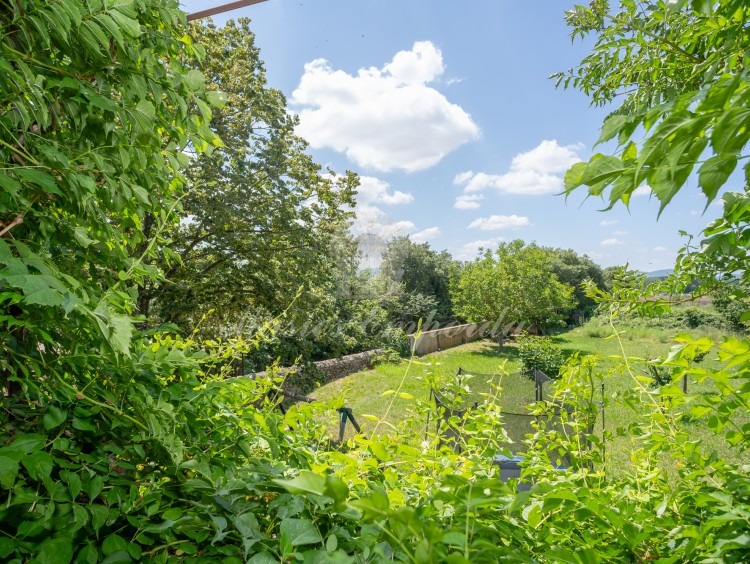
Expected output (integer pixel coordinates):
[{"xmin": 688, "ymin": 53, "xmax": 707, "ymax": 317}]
[{"xmin": 469, "ymin": 339, "xmax": 522, "ymax": 361}]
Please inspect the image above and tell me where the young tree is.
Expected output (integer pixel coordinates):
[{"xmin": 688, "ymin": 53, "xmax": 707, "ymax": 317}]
[{"xmin": 452, "ymin": 240, "xmax": 574, "ymax": 332}]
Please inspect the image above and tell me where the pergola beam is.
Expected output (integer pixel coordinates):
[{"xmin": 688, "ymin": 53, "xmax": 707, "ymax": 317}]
[{"xmin": 186, "ymin": 0, "xmax": 269, "ymax": 22}]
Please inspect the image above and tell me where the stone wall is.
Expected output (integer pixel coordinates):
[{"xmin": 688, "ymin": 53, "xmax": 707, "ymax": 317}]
[
  {"xmin": 408, "ymin": 322, "xmax": 488, "ymax": 356},
  {"xmin": 239, "ymin": 349, "xmax": 383, "ymax": 398}
]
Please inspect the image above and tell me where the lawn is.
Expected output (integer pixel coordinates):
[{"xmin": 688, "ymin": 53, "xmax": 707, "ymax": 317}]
[{"xmin": 310, "ymin": 319, "xmax": 749, "ymax": 473}]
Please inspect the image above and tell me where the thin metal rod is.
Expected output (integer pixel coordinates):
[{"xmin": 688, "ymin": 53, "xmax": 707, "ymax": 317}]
[{"xmin": 186, "ymin": 0, "xmax": 269, "ymax": 22}]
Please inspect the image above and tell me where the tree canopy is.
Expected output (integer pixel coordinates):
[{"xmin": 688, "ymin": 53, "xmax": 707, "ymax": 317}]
[
  {"xmin": 451, "ymin": 240, "xmax": 574, "ymax": 331},
  {"xmin": 377, "ymin": 236, "xmax": 459, "ymax": 325},
  {"xmin": 141, "ymin": 19, "xmax": 358, "ymax": 336}
]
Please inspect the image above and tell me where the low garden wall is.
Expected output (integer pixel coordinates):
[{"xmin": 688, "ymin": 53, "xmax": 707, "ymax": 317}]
[
  {"xmin": 239, "ymin": 349, "xmax": 382, "ymax": 398},
  {"xmin": 408, "ymin": 322, "xmax": 488, "ymax": 356}
]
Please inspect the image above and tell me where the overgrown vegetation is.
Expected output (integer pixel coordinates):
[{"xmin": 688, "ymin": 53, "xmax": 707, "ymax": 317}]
[{"xmin": 2, "ymin": 0, "xmax": 750, "ymax": 562}]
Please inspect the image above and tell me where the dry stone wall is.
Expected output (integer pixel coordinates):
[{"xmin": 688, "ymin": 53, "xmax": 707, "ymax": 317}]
[
  {"xmin": 408, "ymin": 322, "xmax": 488, "ymax": 356},
  {"xmin": 240, "ymin": 349, "xmax": 383, "ymax": 398}
]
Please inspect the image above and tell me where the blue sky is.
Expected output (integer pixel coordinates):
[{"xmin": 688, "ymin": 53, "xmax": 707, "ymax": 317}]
[{"xmin": 180, "ymin": 0, "xmax": 728, "ymax": 271}]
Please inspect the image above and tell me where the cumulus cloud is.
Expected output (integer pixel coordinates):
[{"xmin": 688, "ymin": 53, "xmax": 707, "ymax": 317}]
[
  {"xmin": 353, "ymin": 204, "xmax": 416, "ymax": 239},
  {"xmin": 600, "ymin": 238, "xmax": 623, "ymax": 246},
  {"xmin": 653, "ymin": 246, "xmax": 669, "ymax": 252},
  {"xmin": 468, "ymin": 214, "xmax": 531, "ymax": 231},
  {"xmin": 455, "ymin": 238, "xmax": 505, "ymax": 260},
  {"xmin": 454, "ymin": 194, "xmax": 484, "ymax": 210},
  {"xmin": 632, "ymin": 185, "xmax": 652, "ymax": 197},
  {"xmin": 411, "ymin": 227, "xmax": 441, "ymax": 243},
  {"xmin": 291, "ymin": 41, "xmax": 480, "ymax": 172},
  {"xmin": 357, "ymin": 176, "xmax": 414, "ymax": 205},
  {"xmin": 453, "ymin": 140, "xmax": 584, "ymax": 196},
  {"xmin": 613, "ymin": 230, "xmax": 629, "ymax": 236},
  {"xmin": 600, "ymin": 219, "xmax": 618, "ymax": 226}
]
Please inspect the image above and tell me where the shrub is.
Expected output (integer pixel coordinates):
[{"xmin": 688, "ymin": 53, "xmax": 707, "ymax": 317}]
[{"xmin": 516, "ymin": 332, "xmax": 565, "ymax": 378}]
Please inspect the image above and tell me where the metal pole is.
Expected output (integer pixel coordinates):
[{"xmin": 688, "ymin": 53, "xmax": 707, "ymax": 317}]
[{"xmin": 186, "ymin": 0, "xmax": 270, "ymax": 22}]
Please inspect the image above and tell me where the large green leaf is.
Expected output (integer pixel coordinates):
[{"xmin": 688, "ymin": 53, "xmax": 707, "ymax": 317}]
[
  {"xmin": 699, "ymin": 155, "xmax": 737, "ymax": 202},
  {"xmin": 279, "ymin": 518, "xmax": 323, "ymax": 556},
  {"xmin": 34, "ymin": 537, "xmax": 74, "ymax": 564}
]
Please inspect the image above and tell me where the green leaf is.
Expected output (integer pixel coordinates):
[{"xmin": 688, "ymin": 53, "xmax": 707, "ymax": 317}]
[
  {"xmin": 273, "ymin": 471, "xmax": 327, "ymax": 496},
  {"xmin": 10, "ymin": 433, "xmax": 45, "ymax": 453},
  {"xmin": 35, "ymin": 537, "xmax": 74, "ymax": 564},
  {"xmin": 22, "ymin": 451, "xmax": 54, "ymax": 481},
  {"xmin": 247, "ymin": 553, "xmax": 278, "ymax": 564},
  {"xmin": 206, "ymin": 90, "xmax": 227, "ymax": 108},
  {"xmin": 324, "ymin": 475, "xmax": 349, "ymax": 504},
  {"xmin": 0, "ymin": 173, "xmax": 22, "ymax": 195},
  {"xmin": 580, "ymin": 155, "xmax": 627, "ymax": 191},
  {"xmin": 596, "ymin": 114, "xmax": 630, "ymax": 145},
  {"xmin": 279, "ymin": 518, "xmax": 323, "ymax": 555},
  {"xmin": 690, "ymin": 0, "xmax": 712, "ymax": 15},
  {"xmin": 711, "ymin": 107, "xmax": 750, "ymax": 154},
  {"xmin": 74, "ymin": 226, "xmax": 96, "ymax": 248},
  {"xmin": 25, "ymin": 288, "xmax": 65, "ymax": 307},
  {"xmin": 16, "ymin": 168, "xmax": 61, "ymax": 195},
  {"xmin": 0, "ymin": 537, "xmax": 15, "ymax": 559},
  {"xmin": 698, "ymin": 155, "xmax": 737, "ymax": 203},
  {"xmin": 325, "ymin": 534, "xmax": 338, "ymax": 552},
  {"xmin": 102, "ymin": 534, "xmax": 127, "ymax": 556},
  {"xmin": 43, "ymin": 406, "xmax": 67, "ymax": 430},
  {"xmin": 77, "ymin": 545, "xmax": 98, "ymax": 564},
  {"xmin": 135, "ymin": 100, "xmax": 155, "ymax": 121},
  {"xmin": 183, "ymin": 69, "xmax": 206, "ymax": 91},
  {"xmin": 72, "ymin": 416, "xmax": 97, "ymax": 431},
  {"xmin": 0, "ymin": 456, "xmax": 19, "ymax": 489}
]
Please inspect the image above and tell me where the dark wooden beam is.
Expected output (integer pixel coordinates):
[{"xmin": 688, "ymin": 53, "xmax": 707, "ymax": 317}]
[{"xmin": 186, "ymin": 0, "xmax": 269, "ymax": 22}]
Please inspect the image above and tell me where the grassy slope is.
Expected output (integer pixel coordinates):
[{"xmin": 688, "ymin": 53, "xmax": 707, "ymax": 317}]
[{"xmin": 311, "ymin": 321, "xmax": 748, "ymax": 471}]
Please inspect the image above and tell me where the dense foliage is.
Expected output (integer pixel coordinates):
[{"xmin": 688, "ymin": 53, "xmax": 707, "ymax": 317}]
[
  {"xmin": 561, "ymin": 0, "xmax": 750, "ymax": 291},
  {"xmin": 452, "ymin": 240, "xmax": 575, "ymax": 332},
  {"xmin": 140, "ymin": 20, "xmax": 358, "ymax": 340},
  {"xmin": 1, "ymin": 1, "xmax": 749, "ymax": 562},
  {"xmin": 516, "ymin": 333, "xmax": 565, "ymax": 378},
  {"xmin": 378, "ymin": 237, "xmax": 460, "ymax": 327}
]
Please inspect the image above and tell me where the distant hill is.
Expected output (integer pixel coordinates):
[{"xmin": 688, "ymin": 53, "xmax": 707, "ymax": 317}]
[{"xmin": 644, "ymin": 269, "xmax": 672, "ymax": 278}]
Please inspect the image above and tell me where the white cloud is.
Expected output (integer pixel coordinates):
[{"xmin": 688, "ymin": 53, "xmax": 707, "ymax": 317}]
[
  {"xmin": 357, "ymin": 176, "xmax": 414, "ymax": 205},
  {"xmin": 454, "ymin": 194, "xmax": 484, "ymax": 210},
  {"xmin": 411, "ymin": 226, "xmax": 441, "ymax": 243},
  {"xmin": 585, "ymin": 251, "xmax": 611, "ymax": 261},
  {"xmin": 632, "ymin": 185, "xmax": 652, "ymax": 197},
  {"xmin": 612, "ymin": 230, "xmax": 629, "ymax": 236},
  {"xmin": 353, "ymin": 204, "xmax": 416, "ymax": 240},
  {"xmin": 453, "ymin": 171, "xmax": 475, "ymax": 185},
  {"xmin": 455, "ymin": 238, "xmax": 505, "ymax": 260},
  {"xmin": 600, "ymin": 238, "xmax": 623, "ymax": 246},
  {"xmin": 291, "ymin": 41, "xmax": 480, "ymax": 172},
  {"xmin": 468, "ymin": 214, "xmax": 531, "ymax": 231},
  {"xmin": 653, "ymin": 246, "xmax": 668, "ymax": 252},
  {"xmin": 453, "ymin": 140, "xmax": 584, "ymax": 196},
  {"xmin": 599, "ymin": 219, "xmax": 618, "ymax": 226}
]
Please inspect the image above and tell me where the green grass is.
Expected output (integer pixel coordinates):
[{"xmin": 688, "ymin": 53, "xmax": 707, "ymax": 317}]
[{"xmin": 310, "ymin": 320, "xmax": 749, "ymax": 471}]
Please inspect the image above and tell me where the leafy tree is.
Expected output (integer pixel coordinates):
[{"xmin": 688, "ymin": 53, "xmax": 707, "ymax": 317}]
[
  {"xmin": 140, "ymin": 19, "xmax": 358, "ymax": 335},
  {"xmin": 560, "ymin": 0, "xmax": 750, "ymax": 292},
  {"xmin": 378, "ymin": 237, "xmax": 459, "ymax": 325},
  {"xmin": 547, "ymin": 248, "xmax": 606, "ymax": 323},
  {"xmin": 452, "ymin": 240, "xmax": 574, "ymax": 332}
]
